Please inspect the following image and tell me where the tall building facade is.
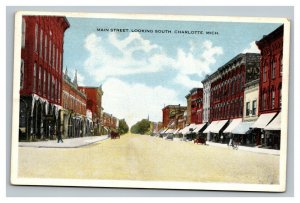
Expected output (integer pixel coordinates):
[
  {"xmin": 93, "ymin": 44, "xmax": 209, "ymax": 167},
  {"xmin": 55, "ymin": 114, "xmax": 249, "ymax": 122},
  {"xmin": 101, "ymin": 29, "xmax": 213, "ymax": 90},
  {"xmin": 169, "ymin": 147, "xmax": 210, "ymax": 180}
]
[
  {"xmin": 78, "ymin": 86, "xmax": 104, "ymax": 135},
  {"xmin": 202, "ymin": 77, "xmax": 211, "ymax": 123},
  {"xmin": 19, "ymin": 16, "xmax": 69, "ymax": 141},
  {"xmin": 210, "ymin": 53, "xmax": 260, "ymax": 121},
  {"xmin": 189, "ymin": 88, "xmax": 203, "ymax": 124},
  {"xmin": 256, "ymin": 25, "xmax": 283, "ymax": 115},
  {"xmin": 162, "ymin": 105, "xmax": 187, "ymax": 129}
]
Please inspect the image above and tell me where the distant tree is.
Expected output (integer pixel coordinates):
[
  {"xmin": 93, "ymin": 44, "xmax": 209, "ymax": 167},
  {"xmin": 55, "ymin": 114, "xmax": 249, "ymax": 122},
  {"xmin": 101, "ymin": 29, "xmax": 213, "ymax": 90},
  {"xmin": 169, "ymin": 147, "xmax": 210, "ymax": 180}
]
[
  {"xmin": 130, "ymin": 119, "xmax": 151, "ymax": 135},
  {"xmin": 118, "ymin": 119, "xmax": 129, "ymax": 135}
]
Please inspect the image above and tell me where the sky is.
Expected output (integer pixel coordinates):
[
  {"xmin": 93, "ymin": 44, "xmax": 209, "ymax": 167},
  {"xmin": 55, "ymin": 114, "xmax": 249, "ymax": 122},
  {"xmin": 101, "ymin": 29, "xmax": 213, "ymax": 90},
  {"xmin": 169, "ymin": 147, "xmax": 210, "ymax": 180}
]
[{"xmin": 63, "ymin": 16, "xmax": 281, "ymax": 127}]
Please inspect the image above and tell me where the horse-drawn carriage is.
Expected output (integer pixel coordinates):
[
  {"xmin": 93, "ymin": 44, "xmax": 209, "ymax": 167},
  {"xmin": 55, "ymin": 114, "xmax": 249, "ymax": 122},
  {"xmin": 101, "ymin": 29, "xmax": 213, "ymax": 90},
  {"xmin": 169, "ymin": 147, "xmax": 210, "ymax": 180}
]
[
  {"xmin": 193, "ymin": 135, "xmax": 206, "ymax": 145},
  {"xmin": 110, "ymin": 131, "xmax": 120, "ymax": 139}
]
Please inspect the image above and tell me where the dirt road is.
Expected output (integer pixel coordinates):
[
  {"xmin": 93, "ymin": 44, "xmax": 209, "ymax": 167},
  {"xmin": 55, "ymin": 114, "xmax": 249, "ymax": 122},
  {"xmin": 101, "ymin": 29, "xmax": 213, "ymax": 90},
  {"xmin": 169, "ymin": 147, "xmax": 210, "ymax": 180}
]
[{"xmin": 18, "ymin": 133, "xmax": 279, "ymax": 184}]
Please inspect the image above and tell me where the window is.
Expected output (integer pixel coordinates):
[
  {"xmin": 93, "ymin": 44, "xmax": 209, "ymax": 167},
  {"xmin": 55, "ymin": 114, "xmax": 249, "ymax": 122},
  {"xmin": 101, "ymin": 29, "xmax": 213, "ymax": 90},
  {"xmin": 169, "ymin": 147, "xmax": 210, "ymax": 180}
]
[
  {"xmin": 232, "ymin": 81, "xmax": 235, "ymax": 95},
  {"xmin": 279, "ymin": 87, "xmax": 282, "ymax": 108},
  {"xmin": 43, "ymin": 70, "xmax": 46, "ymax": 96},
  {"xmin": 33, "ymin": 63, "xmax": 37, "ymax": 92},
  {"xmin": 21, "ymin": 19, "xmax": 26, "ymax": 48},
  {"xmin": 56, "ymin": 48, "xmax": 59, "ymax": 70},
  {"xmin": 271, "ymin": 58, "xmax": 276, "ymax": 79},
  {"xmin": 263, "ymin": 93, "xmax": 267, "ymax": 110},
  {"xmin": 271, "ymin": 90, "xmax": 275, "ymax": 109},
  {"xmin": 246, "ymin": 102, "xmax": 250, "ymax": 116},
  {"xmin": 48, "ymin": 73, "xmax": 51, "ymax": 98},
  {"xmin": 58, "ymin": 82, "xmax": 60, "ymax": 103},
  {"xmin": 51, "ymin": 76, "xmax": 55, "ymax": 100},
  {"xmin": 49, "ymin": 39, "xmax": 52, "ymax": 65},
  {"xmin": 20, "ymin": 59, "xmax": 24, "ymax": 89},
  {"xmin": 34, "ymin": 24, "xmax": 38, "ymax": 52},
  {"xmin": 38, "ymin": 66, "xmax": 42, "ymax": 94},
  {"xmin": 39, "ymin": 29, "xmax": 43, "ymax": 57},
  {"xmin": 44, "ymin": 35, "xmax": 47, "ymax": 61},
  {"xmin": 252, "ymin": 100, "xmax": 257, "ymax": 116},
  {"xmin": 52, "ymin": 44, "xmax": 55, "ymax": 68},
  {"xmin": 280, "ymin": 55, "xmax": 283, "ymax": 76},
  {"xmin": 263, "ymin": 62, "xmax": 267, "ymax": 82},
  {"xmin": 59, "ymin": 52, "xmax": 62, "ymax": 73}
]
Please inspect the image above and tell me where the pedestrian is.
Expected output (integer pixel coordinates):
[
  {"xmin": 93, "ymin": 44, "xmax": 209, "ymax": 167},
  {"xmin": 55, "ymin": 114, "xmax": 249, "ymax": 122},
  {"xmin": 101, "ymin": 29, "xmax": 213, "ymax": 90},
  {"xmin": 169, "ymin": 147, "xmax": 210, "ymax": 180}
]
[{"xmin": 57, "ymin": 126, "xmax": 63, "ymax": 143}]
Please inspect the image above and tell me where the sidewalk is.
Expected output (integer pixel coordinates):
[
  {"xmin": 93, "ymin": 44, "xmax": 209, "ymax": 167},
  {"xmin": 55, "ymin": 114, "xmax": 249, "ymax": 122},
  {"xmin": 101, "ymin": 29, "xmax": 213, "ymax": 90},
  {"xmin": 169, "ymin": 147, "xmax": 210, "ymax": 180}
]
[
  {"xmin": 19, "ymin": 135, "xmax": 109, "ymax": 148},
  {"xmin": 206, "ymin": 141, "xmax": 280, "ymax": 155}
]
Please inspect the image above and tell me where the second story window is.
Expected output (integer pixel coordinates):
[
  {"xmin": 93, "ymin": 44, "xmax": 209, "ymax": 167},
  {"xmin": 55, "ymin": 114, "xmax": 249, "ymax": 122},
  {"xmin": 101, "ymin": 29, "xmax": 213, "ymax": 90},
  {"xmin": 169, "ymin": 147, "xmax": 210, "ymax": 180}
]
[
  {"xmin": 263, "ymin": 62, "xmax": 267, "ymax": 82},
  {"xmin": 246, "ymin": 102, "xmax": 250, "ymax": 116},
  {"xmin": 43, "ymin": 70, "xmax": 46, "ymax": 97},
  {"xmin": 39, "ymin": 29, "xmax": 43, "ymax": 58},
  {"xmin": 21, "ymin": 18, "xmax": 26, "ymax": 48},
  {"xmin": 34, "ymin": 24, "xmax": 38, "ymax": 52},
  {"xmin": 44, "ymin": 35, "xmax": 47, "ymax": 61},
  {"xmin": 271, "ymin": 58, "xmax": 276, "ymax": 79},
  {"xmin": 20, "ymin": 59, "xmax": 24, "ymax": 89},
  {"xmin": 33, "ymin": 63, "xmax": 37, "ymax": 92},
  {"xmin": 280, "ymin": 55, "xmax": 283, "ymax": 76},
  {"xmin": 252, "ymin": 100, "xmax": 257, "ymax": 116},
  {"xmin": 38, "ymin": 66, "xmax": 42, "ymax": 94},
  {"xmin": 271, "ymin": 90, "xmax": 275, "ymax": 109}
]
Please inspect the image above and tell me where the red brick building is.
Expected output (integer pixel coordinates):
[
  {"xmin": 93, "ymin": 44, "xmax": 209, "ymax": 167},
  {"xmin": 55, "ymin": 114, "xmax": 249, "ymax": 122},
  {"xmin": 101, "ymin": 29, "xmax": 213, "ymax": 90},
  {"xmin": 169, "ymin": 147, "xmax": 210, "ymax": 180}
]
[
  {"xmin": 256, "ymin": 25, "xmax": 283, "ymax": 115},
  {"xmin": 102, "ymin": 112, "xmax": 118, "ymax": 132},
  {"xmin": 19, "ymin": 15, "xmax": 69, "ymax": 141},
  {"xmin": 162, "ymin": 105, "xmax": 187, "ymax": 129},
  {"xmin": 210, "ymin": 53, "xmax": 260, "ymax": 121},
  {"xmin": 189, "ymin": 88, "xmax": 203, "ymax": 124},
  {"xmin": 78, "ymin": 86, "xmax": 103, "ymax": 135},
  {"xmin": 62, "ymin": 69, "xmax": 87, "ymax": 116}
]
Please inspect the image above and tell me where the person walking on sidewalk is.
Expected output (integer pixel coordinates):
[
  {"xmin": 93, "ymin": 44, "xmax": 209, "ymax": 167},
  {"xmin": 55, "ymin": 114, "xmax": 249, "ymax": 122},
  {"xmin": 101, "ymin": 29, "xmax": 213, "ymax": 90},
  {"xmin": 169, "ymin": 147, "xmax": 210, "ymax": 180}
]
[{"xmin": 57, "ymin": 126, "xmax": 63, "ymax": 143}]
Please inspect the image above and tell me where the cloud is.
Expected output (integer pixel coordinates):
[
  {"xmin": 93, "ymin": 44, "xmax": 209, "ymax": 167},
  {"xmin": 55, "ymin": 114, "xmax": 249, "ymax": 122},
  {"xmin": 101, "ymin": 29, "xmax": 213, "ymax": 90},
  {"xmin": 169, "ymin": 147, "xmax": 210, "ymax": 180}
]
[
  {"xmin": 242, "ymin": 41, "xmax": 260, "ymax": 53},
  {"xmin": 83, "ymin": 33, "xmax": 223, "ymax": 89},
  {"xmin": 102, "ymin": 78, "xmax": 183, "ymax": 127}
]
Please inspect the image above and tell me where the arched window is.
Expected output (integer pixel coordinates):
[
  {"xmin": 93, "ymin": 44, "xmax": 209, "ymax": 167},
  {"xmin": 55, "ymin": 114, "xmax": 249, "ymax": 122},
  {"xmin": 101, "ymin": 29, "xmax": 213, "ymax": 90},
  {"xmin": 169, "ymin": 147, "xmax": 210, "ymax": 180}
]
[
  {"xmin": 34, "ymin": 24, "xmax": 38, "ymax": 52},
  {"xmin": 20, "ymin": 59, "xmax": 24, "ymax": 89},
  {"xmin": 21, "ymin": 18, "xmax": 26, "ymax": 48}
]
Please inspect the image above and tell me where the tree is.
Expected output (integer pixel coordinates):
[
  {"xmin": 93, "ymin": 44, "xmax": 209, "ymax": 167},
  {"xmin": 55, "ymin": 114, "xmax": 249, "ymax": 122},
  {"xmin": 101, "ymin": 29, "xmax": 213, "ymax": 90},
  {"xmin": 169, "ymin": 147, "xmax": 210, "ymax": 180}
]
[
  {"xmin": 130, "ymin": 119, "xmax": 151, "ymax": 135},
  {"xmin": 118, "ymin": 119, "xmax": 129, "ymax": 135}
]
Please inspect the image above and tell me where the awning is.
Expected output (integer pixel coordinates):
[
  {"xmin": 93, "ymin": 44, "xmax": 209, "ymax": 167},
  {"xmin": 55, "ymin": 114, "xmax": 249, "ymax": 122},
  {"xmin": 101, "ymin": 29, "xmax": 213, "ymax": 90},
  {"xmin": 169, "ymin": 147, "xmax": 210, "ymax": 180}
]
[
  {"xmin": 160, "ymin": 129, "xmax": 168, "ymax": 134},
  {"xmin": 165, "ymin": 129, "xmax": 174, "ymax": 134},
  {"xmin": 210, "ymin": 120, "xmax": 229, "ymax": 133},
  {"xmin": 192, "ymin": 123, "xmax": 207, "ymax": 133},
  {"xmin": 185, "ymin": 124, "xmax": 198, "ymax": 135},
  {"xmin": 232, "ymin": 121, "xmax": 255, "ymax": 134},
  {"xmin": 264, "ymin": 112, "xmax": 281, "ymax": 130},
  {"xmin": 203, "ymin": 121, "xmax": 219, "ymax": 133},
  {"xmin": 223, "ymin": 118, "xmax": 242, "ymax": 133},
  {"xmin": 180, "ymin": 124, "xmax": 196, "ymax": 135},
  {"xmin": 251, "ymin": 112, "xmax": 277, "ymax": 129},
  {"xmin": 173, "ymin": 128, "xmax": 181, "ymax": 134}
]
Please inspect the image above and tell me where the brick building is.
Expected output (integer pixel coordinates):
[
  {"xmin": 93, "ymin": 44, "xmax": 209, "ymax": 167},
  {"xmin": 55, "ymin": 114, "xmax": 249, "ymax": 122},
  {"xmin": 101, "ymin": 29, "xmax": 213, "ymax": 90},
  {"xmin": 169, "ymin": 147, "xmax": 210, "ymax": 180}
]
[
  {"xmin": 251, "ymin": 25, "xmax": 284, "ymax": 149},
  {"xmin": 78, "ymin": 86, "xmax": 104, "ymax": 135},
  {"xmin": 19, "ymin": 15, "xmax": 69, "ymax": 141},
  {"xmin": 202, "ymin": 76, "xmax": 211, "ymax": 124},
  {"xmin": 162, "ymin": 105, "xmax": 187, "ymax": 129},
  {"xmin": 189, "ymin": 88, "xmax": 203, "ymax": 124},
  {"xmin": 203, "ymin": 53, "xmax": 260, "ymax": 143},
  {"xmin": 61, "ymin": 68, "xmax": 92, "ymax": 138}
]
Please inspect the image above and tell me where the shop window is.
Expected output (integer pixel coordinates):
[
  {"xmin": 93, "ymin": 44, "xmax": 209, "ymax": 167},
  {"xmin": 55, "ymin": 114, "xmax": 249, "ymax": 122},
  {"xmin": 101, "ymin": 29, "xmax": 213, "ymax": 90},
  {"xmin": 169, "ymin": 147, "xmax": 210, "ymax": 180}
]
[{"xmin": 21, "ymin": 19, "xmax": 26, "ymax": 48}]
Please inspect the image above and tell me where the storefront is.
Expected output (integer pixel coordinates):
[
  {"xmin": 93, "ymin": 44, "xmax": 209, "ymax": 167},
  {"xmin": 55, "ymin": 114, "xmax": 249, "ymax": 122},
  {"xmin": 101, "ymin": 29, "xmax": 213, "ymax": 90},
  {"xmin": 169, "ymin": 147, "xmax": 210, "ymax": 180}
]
[
  {"xmin": 264, "ymin": 112, "xmax": 281, "ymax": 149},
  {"xmin": 231, "ymin": 121, "xmax": 255, "ymax": 146},
  {"xmin": 210, "ymin": 120, "xmax": 229, "ymax": 143},
  {"xmin": 223, "ymin": 118, "xmax": 242, "ymax": 144},
  {"xmin": 250, "ymin": 112, "xmax": 277, "ymax": 147}
]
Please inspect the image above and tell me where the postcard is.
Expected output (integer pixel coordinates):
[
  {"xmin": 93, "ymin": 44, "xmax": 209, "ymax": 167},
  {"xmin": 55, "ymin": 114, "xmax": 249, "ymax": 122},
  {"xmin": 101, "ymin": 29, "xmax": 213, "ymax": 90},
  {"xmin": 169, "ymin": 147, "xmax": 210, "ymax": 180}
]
[{"xmin": 11, "ymin": 11, "xmax": 290, "ymax": 192}]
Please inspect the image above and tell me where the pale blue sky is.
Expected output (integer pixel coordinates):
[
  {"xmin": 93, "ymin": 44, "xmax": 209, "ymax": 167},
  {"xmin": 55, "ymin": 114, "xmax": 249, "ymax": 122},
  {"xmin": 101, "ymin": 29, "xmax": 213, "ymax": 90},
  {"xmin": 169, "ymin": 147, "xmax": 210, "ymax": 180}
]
[{"xmin": 63, "ymin": 17, "xmax": 281, "ymax": 125}]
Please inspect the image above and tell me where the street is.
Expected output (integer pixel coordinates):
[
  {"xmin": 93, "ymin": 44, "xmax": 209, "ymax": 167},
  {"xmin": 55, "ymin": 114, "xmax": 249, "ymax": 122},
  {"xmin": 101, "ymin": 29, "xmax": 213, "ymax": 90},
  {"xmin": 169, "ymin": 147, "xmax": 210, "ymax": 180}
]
[{"xmin": 18, "ymin": 133, "xmax": 279, "ymax": 184}]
